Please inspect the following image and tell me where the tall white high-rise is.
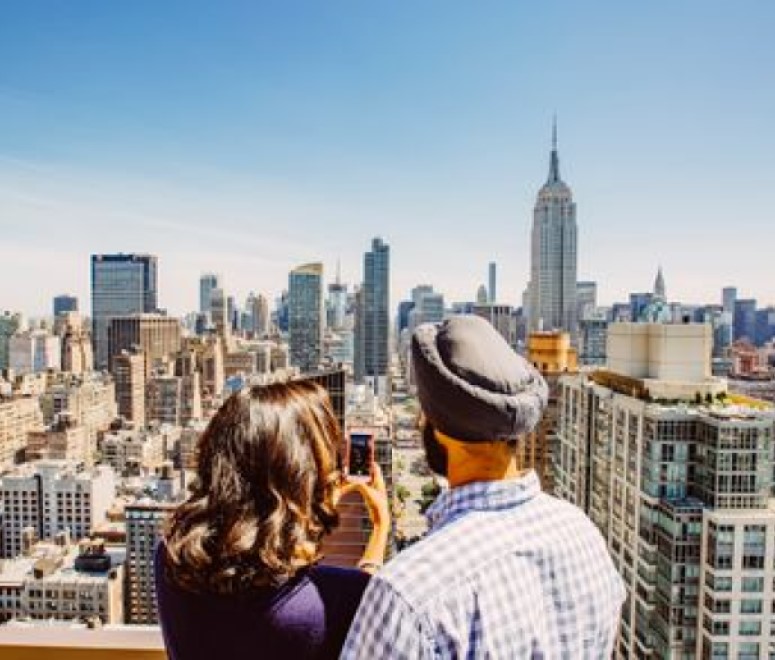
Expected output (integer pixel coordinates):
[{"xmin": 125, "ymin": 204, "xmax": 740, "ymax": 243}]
[
  {"xmin": 528, "ymin": 120, "xmax": 577, "ymax": 334},
  {"xmin": 555, "ymin": 323, "xmax": 775, "ymax": 658}
]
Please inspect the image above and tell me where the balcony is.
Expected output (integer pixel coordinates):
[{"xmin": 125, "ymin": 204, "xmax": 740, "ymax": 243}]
[{"xmin": 0, "ymin": 626, "xmax": 165, "ymax": 659}]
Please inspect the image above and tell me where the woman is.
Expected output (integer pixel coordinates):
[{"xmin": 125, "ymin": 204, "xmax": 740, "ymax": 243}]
[{"xmin": 155, "ymin": 380, "xmax": 389, "ymax": 660}]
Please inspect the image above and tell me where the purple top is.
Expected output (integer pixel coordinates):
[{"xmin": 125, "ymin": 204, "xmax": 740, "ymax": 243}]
[{"xmin": 155, "ymin": 544, "xmax": 370, "ymax": 660}]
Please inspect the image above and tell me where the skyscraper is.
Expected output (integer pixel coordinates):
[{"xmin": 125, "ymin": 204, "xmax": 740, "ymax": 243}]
[
  {"xmin": 734, "ymin": 299, "xmax": 757, "ymax": 343},
  {"xmin": 407, "ymin": 285, "xmax": 444, "ymax": 333},
  {"xmin": 288, "ymin": 263, "xmax": 324, "ymax": 373},
  {"xmin": 113, "ymin": 349, "xmax": 146, "ymax": 427},
  {"xmin": 354, "ymin": 238, "xmax": 390, "ymax": 396},
  {"xmin": 327, "ymin": 263, "xmax": 348, "ymax": 332},
  {"xmin": 209, "ymin": 287, "xmax": 228, "ymax": 337},
  {"xmin": 722, "ymin": 286, "xmax": 737, "ymax": 316},
  {"xmin": 488, "ymin": 262, "xmax": 497, "ymax": 303},
  {"xmin": 528, "ymin": 121, "xmax": 578, "ymax": 334},
  {"xmin": 575, "ymin": 281, "xmax": 597, "ymax": 322},
  {"xmin": 255, "ymin": 293, "xmax": 270, "ymax": 336},
  {"xmin": 91, "ymin": 254, "xmax": 158, "ymax": 369},
  {"xmin": 199, "ymin": 273, "xmax": 220, "ymax": 316},
  {"xmin": 53, "ymin": 295, "xmax": 78, "ymax": 317}
]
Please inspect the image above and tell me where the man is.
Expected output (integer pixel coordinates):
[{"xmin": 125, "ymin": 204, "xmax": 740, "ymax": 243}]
[{"xmin": 341, "ymin": 315, "xmax": 625, "ymax": 659}]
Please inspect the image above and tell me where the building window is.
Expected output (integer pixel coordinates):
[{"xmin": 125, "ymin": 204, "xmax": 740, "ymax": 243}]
[
  {"xmin": 740, "ymin": 599, "xmax": 762, "ymax": 614},
  {"xmin": 737, "ymin": 642, "xmax": 759, "ymax": 660},
  {"xmin": 741, "ymin": 577, "xmax": 764, "ymax": 592},
  {"xmin": 738, "ymin": 620, "xmax": 761, "ymax": 636},
  {"xmin": 713, "ymin": 620, "xmax": 729, "ymax": 636}
]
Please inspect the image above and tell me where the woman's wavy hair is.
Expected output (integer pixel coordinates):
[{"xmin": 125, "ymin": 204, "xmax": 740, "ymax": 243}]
[{"xmin": 163, "ymin": 379, "xmax": 342, "ymax": 593}]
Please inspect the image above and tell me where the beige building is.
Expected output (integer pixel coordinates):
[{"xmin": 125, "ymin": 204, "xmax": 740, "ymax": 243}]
[
  {"xmin": 171, "ymin": 351, "xmax": 203, "ymax": 426},
  {"xmin": 608, "ymin": 322, "xmax": 715, "ymax": 386},
  {"xmin": 40, "ymin": 374, "xmax": 117, "ymax": 450},
  {"xmin": 55, "ymin": 313, "xmax": 94, "ymax": 375},
  {"xmin": 180, "ymin": 336, "xmax": 224, "ymax": 402},
  {"xmin": 178, "ymin": 421, "xmax": 207, "ymax": 471},
  {"xmin": 113, "ymin": 350, "xmax": 146, "ymax": 427},
  {"xmin": 107, "ymin": 315, "xmax": 182, "ymax": 377},
  {"xmin": 101, "ymin": 426, "xmax": 166, "ymax": 477},
  {"xmin": 271, "ymin": 343, "xmax": 290, "ymax": 372},
  {"xmin": 26, "ymin": 416, "xmax": 89, "ymax": 464},
  {"xmin": 146, "ymin": 376, "xmax": 183, "ymax": 426},
  {"xmin": 0, "ymin": 395, "xmax": 44, "ymax": 467},
  {"xmin": 223, "ymin": 351, "xmax": 256, "ymax": 379}
]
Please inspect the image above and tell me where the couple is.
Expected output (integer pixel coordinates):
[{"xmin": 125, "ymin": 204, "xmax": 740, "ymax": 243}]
[{"xmin": 156, "ymin": 316, "xmax": 625, "ymax": 659}]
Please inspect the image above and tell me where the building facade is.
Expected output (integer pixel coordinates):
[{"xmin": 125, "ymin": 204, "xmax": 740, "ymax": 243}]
[
  {"xmin": 0, "ymin": 396, "xmax": 44, "ymax": 467},
  {"xmin": 199, "ymin": 273, "xmax": 220, "ymax": 317},
  {"xmin": 523, "ymin": 331, "xmax": 577, "ymax": 492},
  {"xmin": 0, "ymin": 312, "xmax": 23, "ymax": 371},
  {"xmin": 355, "ymin": 238, "xmax": 390, "ymax": 397},
  {"xmin": 579, "ymin": 316, "xmax": 608, "ymax": 366},
  {"xmin": 113, "ymin": 350, "xmax": 146, "ymax": 427},
  {"xmin": 125, "ymin": 500, "xmax": 176, "ymax": 624},
  {"xmin": 53, "ymin": 295, "xmax": 78, "ymax": 317},
  {"xmin": 56, "ymin": 313, "xmax": 94, "ymax": 375},
  {"xmin": 0, "ymin": 461, "xmax": 116, "ymax": 558},
  {"xmin": 107, "ymin": 314, "xmax": 181, "ymax": 376},
  {"xmin": 40, "ymin": 374, "xmax": 117, "ymax": 451},
  {"xmin": 555, "ymin": 323, "xmax": 775, "ymax": 658},
  {"xmin": 288, "ymin": 263, "xmax": 324, "ymax": 373},
  {"xmin": 9, "ymin": 331, "xmax": 61, "ymax": 375}
]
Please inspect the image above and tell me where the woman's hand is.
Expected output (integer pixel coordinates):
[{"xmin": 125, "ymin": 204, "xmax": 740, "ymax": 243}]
[
  {"xmin": 335, "ymin": 463, "xmax": 390, "ymax": 573},
  {"xmin": 337, "ymin": 462, "xmax": 390, "ymax": 528}
]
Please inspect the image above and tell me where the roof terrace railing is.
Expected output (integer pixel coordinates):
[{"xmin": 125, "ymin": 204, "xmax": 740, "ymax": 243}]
[{"xmin": 0, "ymin": 625, "xmax": 165, "ymax": 660}]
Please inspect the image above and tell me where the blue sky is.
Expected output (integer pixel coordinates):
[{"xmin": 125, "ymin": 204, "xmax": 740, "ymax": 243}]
[{"xmin": 1, "ymin": 1, "xmax": 773, "ymax": 316}]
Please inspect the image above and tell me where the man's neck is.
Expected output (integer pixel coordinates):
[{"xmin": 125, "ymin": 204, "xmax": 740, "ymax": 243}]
[{"xmin": 446, "ymin": 459, "xmax": 528, "ymax": 489}]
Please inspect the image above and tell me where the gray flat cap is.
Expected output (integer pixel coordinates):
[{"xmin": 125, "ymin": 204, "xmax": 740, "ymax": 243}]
[{"xmin": 411, "ymin": 315, "xmax": 548, "ymax": 442}]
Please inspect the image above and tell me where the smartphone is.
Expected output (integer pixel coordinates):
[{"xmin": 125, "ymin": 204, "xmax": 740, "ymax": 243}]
[{"xmin": 346, "ymin": 430, "xmax": 374, "ymax": 483}]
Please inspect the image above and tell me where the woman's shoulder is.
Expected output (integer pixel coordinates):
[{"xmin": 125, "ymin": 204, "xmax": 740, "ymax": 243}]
[{"xmin": 307, "ymin": 565, "xmax": 370, "ymax": 600}]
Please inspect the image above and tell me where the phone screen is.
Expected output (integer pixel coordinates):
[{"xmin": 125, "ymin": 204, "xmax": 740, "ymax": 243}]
[{"xmin": 348, "ymin": 433, "xmax": 371, "ymax": 478}]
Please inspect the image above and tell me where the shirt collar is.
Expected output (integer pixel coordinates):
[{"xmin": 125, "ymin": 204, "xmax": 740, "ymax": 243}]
[{"xmin": 425, "ymin": 470, "xmax": 542, "ymax": 531}]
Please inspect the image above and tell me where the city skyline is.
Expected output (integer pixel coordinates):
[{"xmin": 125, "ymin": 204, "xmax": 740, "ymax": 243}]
[{"xmin": 2, "ymin": 3, "xmax": 775, "ymax": 315}]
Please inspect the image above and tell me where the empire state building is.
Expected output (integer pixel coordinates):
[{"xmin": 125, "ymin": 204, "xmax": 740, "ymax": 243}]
[{"xmin": 528, "ymin": 121, "xmax": 578, "ymax": 334}]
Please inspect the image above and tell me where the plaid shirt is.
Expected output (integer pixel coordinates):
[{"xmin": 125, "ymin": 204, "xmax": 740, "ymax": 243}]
[{"xmin": 340, "ymin": 471, "xmax": 625, "ymax": 659}]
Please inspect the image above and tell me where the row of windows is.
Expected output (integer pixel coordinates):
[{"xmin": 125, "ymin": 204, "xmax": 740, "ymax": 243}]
[
  {"xmin": 703, "ymin": 616, "xmax": 762, "ymax": 637},
  {"xmin": 705, "ymin": 573, "xmax": 765, "ymax": 592}
]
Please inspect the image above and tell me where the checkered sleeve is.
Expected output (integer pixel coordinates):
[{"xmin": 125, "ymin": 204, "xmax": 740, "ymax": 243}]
[{"xmin": 340, "ymin": 575, "xmax": 432, "ymax": 660}]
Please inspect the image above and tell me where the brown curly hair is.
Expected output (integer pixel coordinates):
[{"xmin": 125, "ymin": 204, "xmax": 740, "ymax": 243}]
[{"xmin": 163, "ymin": 380, "xmax": 341, "ymax": 593}]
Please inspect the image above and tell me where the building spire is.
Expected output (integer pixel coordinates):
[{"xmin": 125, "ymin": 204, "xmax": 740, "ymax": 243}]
[
  {"xmin": 548, "ymin": 115, "xmax": 561, "ymax": 184},
  {"xmin": 335, "ymin": 258, "xmax": 341, "ymax": 286},
  {"xmin": 654, "ymin": 265, "xmax": 666, "ymax": 301}
]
